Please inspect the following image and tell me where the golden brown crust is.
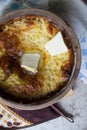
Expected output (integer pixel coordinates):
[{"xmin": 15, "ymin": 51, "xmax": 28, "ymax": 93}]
[{"xmin": 0, "ymin": 16, "xmax": 74, "ymax": 101}]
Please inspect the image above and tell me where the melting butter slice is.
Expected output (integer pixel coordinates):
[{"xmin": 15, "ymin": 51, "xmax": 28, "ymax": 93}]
[
  {"xmin": 21, "ymin": 53, "xmax": 40, "ymax": 73},
  {"xmin": 45, "ymin": 32, "xmax": 68, "ymax": 56}
]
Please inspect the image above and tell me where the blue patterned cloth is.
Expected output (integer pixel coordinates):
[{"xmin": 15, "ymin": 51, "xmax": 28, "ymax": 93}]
[{"xmin": 0, "ymin": 0, "xmax": 87, "ymax": 84}]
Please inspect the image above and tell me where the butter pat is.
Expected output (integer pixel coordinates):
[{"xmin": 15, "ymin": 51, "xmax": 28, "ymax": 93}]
[
  {"xmin": 21, "ymin": 53, "xmax": 40, "ymax": 73},
  {"xmin": 45, "ymin": 32, "xmax": 68, "ymax": 56}
]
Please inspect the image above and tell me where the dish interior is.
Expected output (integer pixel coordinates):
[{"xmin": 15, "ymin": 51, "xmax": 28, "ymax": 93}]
[{"xmin": 0, "ymin": 15, "xmax": 74, "ymax": 103}]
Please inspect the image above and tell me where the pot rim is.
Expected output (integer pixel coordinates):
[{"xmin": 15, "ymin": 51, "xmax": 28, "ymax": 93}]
[{"xmin": 0, "ymin": 8, "xmax": 81, "ymax": 110}]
